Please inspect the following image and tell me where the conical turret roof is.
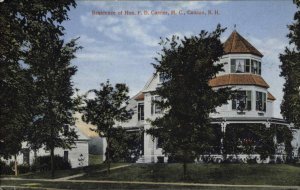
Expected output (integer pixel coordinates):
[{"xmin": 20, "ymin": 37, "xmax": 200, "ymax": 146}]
[{"xmin": 224, "ymin": 30, "xmax": 263, "ymax": 57}]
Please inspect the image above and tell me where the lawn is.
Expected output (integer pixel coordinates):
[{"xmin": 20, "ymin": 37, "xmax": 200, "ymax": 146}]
[
  {"xmin": 2, "ymin": 163, "xmax": 300, "ymax": 189},
  {"xmin": 0, "ymin": 179, "xmax": 293, "ymax": 190},
  {"xmin": 12, "ymin": 163, "xmax": 123, "ymax": 179},
  {"xmin": 75, "ymin": 163, "xmax": 300, "ymax": 186}
]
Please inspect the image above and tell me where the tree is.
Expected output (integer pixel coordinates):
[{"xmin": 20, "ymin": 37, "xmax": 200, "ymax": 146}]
[
  {"xmin": 0, "ymin": 0, "xmax": 77, "ymax": 176},
  {"xmin": 25, "ymin": 34, "xmax": 80, "ymax": 178},
  {"xmin": 147, "ymin": 25, "xmax": 232, "ymax": 179},
  {"xmin": 80, "ymin": 81, "xmax": 133, "ymax": 174},
  {"xmin": 109, "ymin": 127, "xmax": 143, "ymax": 163},
  {"xmin": 280, "ymin": 0, "xmax": 300, "ymax": 128}
]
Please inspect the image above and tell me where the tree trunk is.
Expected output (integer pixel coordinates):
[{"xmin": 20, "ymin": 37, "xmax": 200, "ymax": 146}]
[
  {"xmin": 106, "ymin": 137, "xmax": 111, "ymax": 174},
  {"xmin": 34, "ymin": 148, "xmax": 37, "ymax": 162},
  {"xmin": 14, "ymin": 155, "xmax": 18, "ymax": 176},
  {"xmin": 50, "ymin": 147, "xmax": 54, "ymax": 178},
  {"xmin": 183, "ymin": 161, "xmax": 187, "ymax": 180}
]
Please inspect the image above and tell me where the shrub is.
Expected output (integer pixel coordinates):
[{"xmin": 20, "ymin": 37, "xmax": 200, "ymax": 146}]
[
  {"xmin": 157, "ymin": 156, "xmax": 164, "ymax": 163},
  {"xmin": 32, "ymin": 155, "xmax": 71, "ymax": 171},
  {"xmin": 18, "ymin": 164, "xmax": 30, "ymax": 174},
  {"xmin": 286, "ymin": 156, "xmax": 298, "ymax": 164},
  {"xmin": 0, "ymin": 161, "xmax": 13, "ymax": 175},
  {"xmin": 246, "ymin": 157, "xmax": 257, "ymax": 164},
  {"xmin": 276, "ymin": 157, "xmax": 284, "ymax": 164},
  {"xmin": 222, "ymin": 156, "xmax": 242, "ymax": 164}
]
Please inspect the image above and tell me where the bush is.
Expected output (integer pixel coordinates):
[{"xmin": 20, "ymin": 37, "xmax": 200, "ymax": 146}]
[
  {"xmin": 32, "ymin": 155, "xmax": 71, "ymax": 171},
  {"xmin": 276, "ymin": 157, "xmax": 284, "ymax": 164},
  {"xmin": 286, "ymin": 156, "xmax": 298, "ymax": 164},
  {"xmin": 246, "ymin": 157, "xmax": 257, "ymax": 164},
  {"xmin": 157, "ymin": 156, "xmax": 164, "ymax": 163},
  {"xmin": 0, "ymin": 161, "xmax": 13, "ymax": 175},
  {"xmin": 222, "ymin": 156, "xmax": 242, "ymax": 164},
  {"xmin": 18, "ymin": 164, "xmax": 30, "ymax": 174}
]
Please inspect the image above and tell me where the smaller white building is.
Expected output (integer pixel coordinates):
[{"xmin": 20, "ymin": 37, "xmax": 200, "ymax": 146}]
[{"xmin": 3, "ymin": 125, "xmax": 89, "ymax": 168}]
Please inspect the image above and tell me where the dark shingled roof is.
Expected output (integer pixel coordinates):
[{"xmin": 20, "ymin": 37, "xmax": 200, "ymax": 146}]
[{"xmin": 224, "ymin": 30, "xmax": 263, "ymax": 57}]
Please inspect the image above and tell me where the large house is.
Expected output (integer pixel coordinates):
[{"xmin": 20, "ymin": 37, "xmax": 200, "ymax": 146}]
[{"xmin": 104, "ymin": 30, "xmax": 300, "ymax": 163}]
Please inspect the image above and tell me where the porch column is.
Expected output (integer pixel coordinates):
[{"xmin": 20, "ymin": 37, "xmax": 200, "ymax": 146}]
[{"xmin": 220, "ymin": 122, "xmax": 227, "ymax": 154}]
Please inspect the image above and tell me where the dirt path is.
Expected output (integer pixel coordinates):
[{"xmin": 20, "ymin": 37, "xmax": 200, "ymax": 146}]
[{"xmin": 54, "ymin": 164, "xmax": 131, "ymax": 180}]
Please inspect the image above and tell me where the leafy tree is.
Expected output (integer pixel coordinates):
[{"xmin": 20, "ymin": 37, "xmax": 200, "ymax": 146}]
[
  {"xmin": 109, "ymin": 127, "xmax": 143, "ymax": 163},
  {"xmin": 223, "ymin": 124, "xmax": 292, "ymax": 162},
  {"xmin": 224, "ymin": 124, "xmax": 275, "ymax": 160},
  {"xmin": 280, "ymin": 0, "xmax": 300, "ymax": 128},
  {"xmin": 0, "ymin": 0, "xmax": 77, "ymax": 176},
  {"xmin": 25, "ymin": 33, "xmax": 80, "ymax": 178},
  {"xmin": 147, "ymin": 25, "xmax": 232, "ymax": 178},
  {"xmin": 80, "ymin": 81, "xmax": 133, "ymax": 174}
]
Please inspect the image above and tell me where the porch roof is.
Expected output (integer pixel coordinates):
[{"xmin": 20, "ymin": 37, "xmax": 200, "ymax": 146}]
[{"xmin": 211, "ymin": 117, "xmax": 289, "ymax": 125}]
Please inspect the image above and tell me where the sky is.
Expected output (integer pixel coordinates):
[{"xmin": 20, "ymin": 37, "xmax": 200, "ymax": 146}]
[{"xmin": 62, "ymin": 0, "xmax": 297, "ymax": 118}]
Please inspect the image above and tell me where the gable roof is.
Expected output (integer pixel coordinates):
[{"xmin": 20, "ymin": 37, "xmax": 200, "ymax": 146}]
[
  {"xmin": 224, "ymin": 30, "xmax": 263, "ymax": 57},
  {"xmin": 209, "ymin": 74, "xmax": 269, "ymax": 88}
]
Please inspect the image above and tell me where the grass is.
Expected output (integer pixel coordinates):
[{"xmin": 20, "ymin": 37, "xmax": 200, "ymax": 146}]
[
  {"xmin": 2, "ymin": 163, "xmax": 300, "ymax": 189},
  {"xmin": 75, "ymin": 163, "xmax": 300, "ymax": 186},
  {"xmin": 13, "ymin": 163, "xmax": 123, "ymax": 179},
  {"xmin": 1, "ymin": 180, "xmax": 293, "ymax": 190},
  {"xmin": 89, "ymin": 154, "xmax": 103, "ymax": 165}
]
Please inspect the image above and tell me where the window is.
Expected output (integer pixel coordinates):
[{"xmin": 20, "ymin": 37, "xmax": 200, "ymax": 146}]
[
  {"xmin": 256, "ymin": 91, "xmax": 266, "ymax": 112},
  {"xmin": 232, "ymin": 90, "xmax": 252, "ymax": 111},
  {"xmin": 138, "ymin": 103, "xmax": 144, "ymax": 121},
  {"xmin": 64, "ymin": 151, "xmax": 68, "ymax": 161},
  {"xmin": 230, "ymin": 59, "xmax": 261, "ymax": 75},
  {"xmin": 251, "ymin": 60, "xmax": 261, "ymax": 74},
  {"xmin": 231, "ymin": 59, "xmax": 236, "ymax": 73},
  {"xmin": 151, "ymin": 96, "xmax": 162, "ymax": 115},
  {"xmin": 22, "ymin": 148, "xmax": 30, "ymax": 165},
  {"xmin": 245, "ymin": 59, "xmax": 250, "ymax": 72},
  {"xmin": 156, "ymin": 137, "xmax": 163, "ymax": 149},
  {"xmin": 251, "ymin": 60, "xmax": 257, "ymax": 74},
  {"xmin": 235, "ymin": 59, "xmax": 245, "ymax": 73},
  {"xmin": 63, "ymin": 124, "xmax": 69, "ymax": 136}
]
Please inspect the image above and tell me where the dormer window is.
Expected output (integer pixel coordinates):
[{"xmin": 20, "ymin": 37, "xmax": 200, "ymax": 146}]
[{"xmin": 231, "ymin": 59, "xmax": 261, "ymax": 75}]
